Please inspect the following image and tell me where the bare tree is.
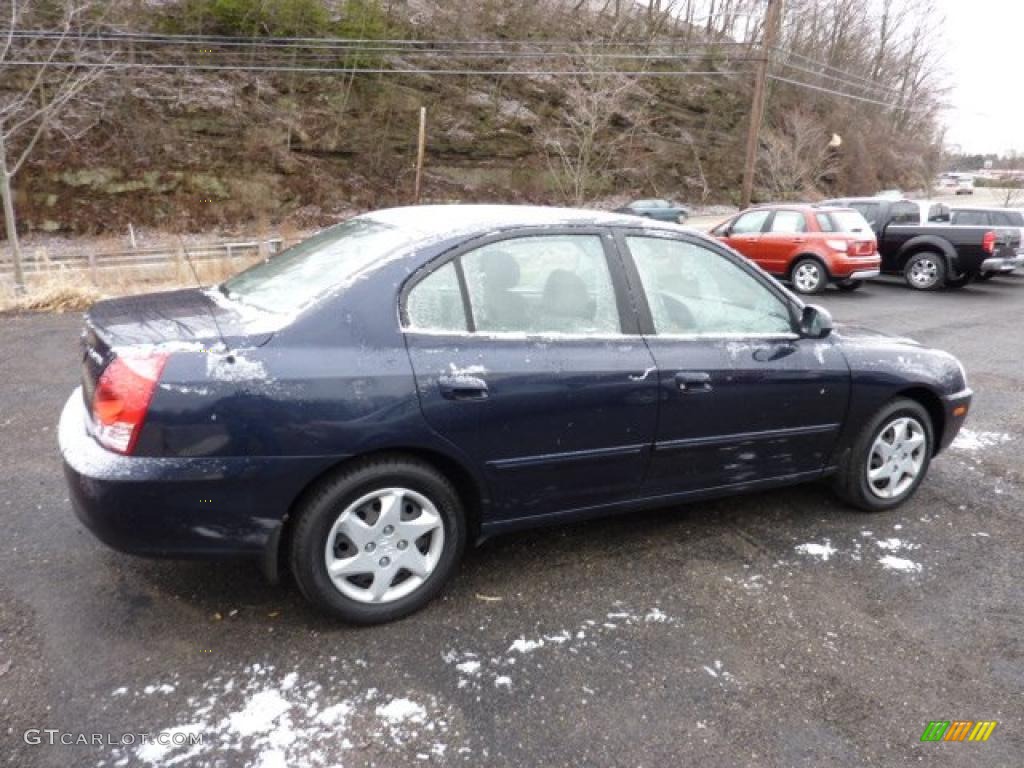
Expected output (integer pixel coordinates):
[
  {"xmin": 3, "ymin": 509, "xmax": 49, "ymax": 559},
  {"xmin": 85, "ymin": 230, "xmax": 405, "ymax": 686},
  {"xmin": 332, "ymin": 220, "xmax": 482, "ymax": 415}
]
[
  {"xmin": 541, "ymin": 54, "xmax": 643, "ymax": 205},
  {"xmin": 0, "ymin": 1, "xmax": 117, "ymax": 292},
  {"xmin": 757, "ymin": 111, "xmax": 838, "ymax": 200}
]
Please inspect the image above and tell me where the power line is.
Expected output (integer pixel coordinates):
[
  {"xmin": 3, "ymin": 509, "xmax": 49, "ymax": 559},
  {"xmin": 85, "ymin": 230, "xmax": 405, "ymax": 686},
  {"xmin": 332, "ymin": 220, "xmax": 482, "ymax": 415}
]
[
  {"xmin": 767, "ymin": 74, "xmax": 929, "ymax": 113},
  {"xmin": 3, "ymin": 60, "xmax": 752, "ymax": 77}
]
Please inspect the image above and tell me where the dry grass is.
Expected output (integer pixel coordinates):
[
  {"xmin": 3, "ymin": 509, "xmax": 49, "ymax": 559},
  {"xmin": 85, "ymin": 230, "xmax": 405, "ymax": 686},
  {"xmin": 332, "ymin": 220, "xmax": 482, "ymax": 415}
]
[{"xmin": 0, "ymin": 253, "xmax": 264, "ymax": 313}]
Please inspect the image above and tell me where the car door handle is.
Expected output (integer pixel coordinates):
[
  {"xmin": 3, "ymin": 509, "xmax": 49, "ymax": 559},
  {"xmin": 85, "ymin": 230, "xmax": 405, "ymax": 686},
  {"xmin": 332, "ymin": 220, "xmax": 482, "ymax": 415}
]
[
  {"xmin": 675, "ymin": 371, "xmax": 712, "ymax": 393},
  {"xmin": 792, "ymin": 238, "xmax": 806, "ymax": 243},
  {"xmin": 439, "ymin": 374, "xmax": 489, "ymax": 401}
]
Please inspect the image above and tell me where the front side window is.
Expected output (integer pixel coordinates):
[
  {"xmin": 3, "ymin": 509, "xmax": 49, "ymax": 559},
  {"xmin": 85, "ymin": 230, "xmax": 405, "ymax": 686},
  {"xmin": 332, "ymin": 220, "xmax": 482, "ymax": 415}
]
[
  {"xmin": 406, "ymin": 262, "xmax": 467, "ymax": 332},
  {"xmin": 731, "ymin": 210, "xmax": 771, "ymax": 234},
  {"xmin": 769, "ymin": 211, "xmax": 806, "ymax": 233},
  {"xmin": 928, "ymin": 204, "xmax": 950, "ymax": 222},
  {"xmin": 461, "ymin": 235, "xmax": 621, "ymax": 334},
  {"xmin": 626, "ymin": 236, "xmax": 793, "ymax": 336}
]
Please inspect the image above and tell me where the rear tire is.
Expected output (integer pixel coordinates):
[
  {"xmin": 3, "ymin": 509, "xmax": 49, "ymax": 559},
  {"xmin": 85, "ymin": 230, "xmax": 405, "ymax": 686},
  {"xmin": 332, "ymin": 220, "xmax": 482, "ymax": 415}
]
[
  {"xmin": 790, "ymin": 258, "xmax": 828, "ymax": 295},
  {"xmin": 833, "ymin": 398, "xmax": 934, "ymax": 512},
  {"xmin": 289, "ymin": 456, "xmax": 466, "ymax": 624},
  {"xmin": 975, "ymin": 272, "xmax": 995, "ymax": 282},
  {"xmin": 903, "ymin": 252, "xmax": 945, "ymax": 290},
  {"xmin": 836, "ymin": 279, "xmax": 862, "ymax": 292}
]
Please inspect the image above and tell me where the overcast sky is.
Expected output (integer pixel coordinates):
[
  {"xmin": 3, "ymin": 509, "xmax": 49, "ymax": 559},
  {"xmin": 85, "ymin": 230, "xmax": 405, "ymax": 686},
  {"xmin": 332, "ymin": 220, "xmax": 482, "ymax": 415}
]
[{"xmin": 938, "ymin": 0, "xmax": 1021, "ymax": 155}]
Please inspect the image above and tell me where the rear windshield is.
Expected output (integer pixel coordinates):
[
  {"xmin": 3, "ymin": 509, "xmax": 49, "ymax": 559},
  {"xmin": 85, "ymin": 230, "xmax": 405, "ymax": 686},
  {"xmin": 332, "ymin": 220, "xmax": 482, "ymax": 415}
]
[
  {"xmin": 830, "ymin": 210, "xmax": 872, "ymax": 234},
  {"xmin": 221, "ymin": 218, "xmax": 414, "ymax": 314}
]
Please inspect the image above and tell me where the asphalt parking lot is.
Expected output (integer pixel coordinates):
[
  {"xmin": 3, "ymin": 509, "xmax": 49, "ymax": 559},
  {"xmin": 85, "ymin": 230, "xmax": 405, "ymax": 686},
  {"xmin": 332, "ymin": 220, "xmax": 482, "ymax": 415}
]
[{"xmin": 2, "ymin": 275, "xmax": 1022, "ymax": 767}]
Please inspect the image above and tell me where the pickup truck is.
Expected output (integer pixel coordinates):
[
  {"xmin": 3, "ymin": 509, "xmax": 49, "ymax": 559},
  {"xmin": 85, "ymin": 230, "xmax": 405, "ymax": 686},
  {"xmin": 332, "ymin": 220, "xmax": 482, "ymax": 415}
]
[
  {"xmin": 948, "ymin": 206, "xmax": 1024, "ymax": 279},
  {"xmin": 820, "ymin": 197, "xmax": 1021, "ymax": 289}
]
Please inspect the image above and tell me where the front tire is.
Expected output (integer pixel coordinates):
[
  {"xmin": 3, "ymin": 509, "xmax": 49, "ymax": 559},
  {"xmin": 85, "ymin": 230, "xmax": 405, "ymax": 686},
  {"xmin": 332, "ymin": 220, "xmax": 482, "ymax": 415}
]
[
  {"xmin": 975, "ymin": 272, "xmax": 995, "ymax": 282},
  {"xmin": 903, "ymin": 252, "xmax": 945, "ymax": 290},
  {"xmin": 833, "ymin": 398, "xmax": 934, "ymax": 512},
  {"xmin": 836, "ymin": 279, "xmax": 862, "ymax": 292},
  {"xmin": 790, "ymin": 258, "xmax": 828, "ymax": 294},
  {"xmin": 290, "ymin": 456, "xmax": 466, "ymax": 624}
]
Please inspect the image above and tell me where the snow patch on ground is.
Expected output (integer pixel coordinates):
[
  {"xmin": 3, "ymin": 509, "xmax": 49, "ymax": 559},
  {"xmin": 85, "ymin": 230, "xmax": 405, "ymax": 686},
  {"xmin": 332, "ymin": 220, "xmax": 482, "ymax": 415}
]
[
  {"xmin": 878, "ymin": 555, "xmax": 922, "ymax": 573},
  {"xmin": 113, "ymin": 665, "xmax": 460, "ymax": 767},
  {"xmin": 794, "ymin": 541, "xmax": 837, "ymax": 561},
  {"xmin": 444, "ymin": 605, "xmax": 679, "ymax": 692},
  {"xmin": 951, "ymin": 429, "xmax": 1012, "ymax": 453}
]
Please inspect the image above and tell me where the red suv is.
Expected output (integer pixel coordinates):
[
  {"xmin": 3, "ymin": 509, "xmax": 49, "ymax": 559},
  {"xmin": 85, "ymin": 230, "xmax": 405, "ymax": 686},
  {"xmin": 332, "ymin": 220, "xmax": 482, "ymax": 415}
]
[{"xmin": 711, "ymin": 205, "xmax": 881, "ymax": 294}]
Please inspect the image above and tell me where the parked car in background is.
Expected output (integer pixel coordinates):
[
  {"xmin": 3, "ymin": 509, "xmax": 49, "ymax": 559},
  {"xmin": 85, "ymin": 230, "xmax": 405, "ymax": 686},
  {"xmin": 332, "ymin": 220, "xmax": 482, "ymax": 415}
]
[
  {"xmin": 59, "ymin": 205, "xmax": 973, "ymax": 624},
  {"xmin": 615, "ymin": 198, "xmax": 689, "ymax": 223},
  {"xmin": 710, "ymin": 204, "xmax": 880, "ymax": 294},
  {"xmin": 949, "ymin": 206, "xmax": 1024, "ymax": 279},
  {"xmin": 822, "ymin": 197, "xmax": 1020, "ymax": 289},
  {"xmin": 876, "ymin": 189, "xmax": 905, "ymax": 200}
]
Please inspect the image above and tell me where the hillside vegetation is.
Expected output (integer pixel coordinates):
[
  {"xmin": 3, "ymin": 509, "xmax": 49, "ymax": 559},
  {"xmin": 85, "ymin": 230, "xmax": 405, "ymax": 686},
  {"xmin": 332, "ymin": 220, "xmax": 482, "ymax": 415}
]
[{"xmin": 4, "ymin": 0, "xmax": 946, "ymax": 237}]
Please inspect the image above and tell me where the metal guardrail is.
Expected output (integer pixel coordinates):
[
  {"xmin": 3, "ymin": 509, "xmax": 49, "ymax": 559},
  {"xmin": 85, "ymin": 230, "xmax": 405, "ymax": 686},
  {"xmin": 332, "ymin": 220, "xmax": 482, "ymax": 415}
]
[{"xmin": 0, "ymin": 238, "xmax": 284, "ymax": 278}]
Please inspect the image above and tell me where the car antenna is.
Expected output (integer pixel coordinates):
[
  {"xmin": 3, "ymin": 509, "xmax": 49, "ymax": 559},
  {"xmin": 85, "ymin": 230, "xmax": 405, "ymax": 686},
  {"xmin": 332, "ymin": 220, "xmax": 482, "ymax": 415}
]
[{"xmin": 176, "ymin": 235, "xmax": 232, "ymax": 356}]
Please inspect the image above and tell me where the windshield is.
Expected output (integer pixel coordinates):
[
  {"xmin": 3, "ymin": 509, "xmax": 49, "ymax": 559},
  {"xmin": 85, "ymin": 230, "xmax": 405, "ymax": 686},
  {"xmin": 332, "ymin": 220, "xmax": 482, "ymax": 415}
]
[
  {"xmin": 830, "ymin": 210, "xmax": 872, "ymax": 234},
  {"xmin": 221, "ymin": 218, "xmax": 414, "ymax": 314}
]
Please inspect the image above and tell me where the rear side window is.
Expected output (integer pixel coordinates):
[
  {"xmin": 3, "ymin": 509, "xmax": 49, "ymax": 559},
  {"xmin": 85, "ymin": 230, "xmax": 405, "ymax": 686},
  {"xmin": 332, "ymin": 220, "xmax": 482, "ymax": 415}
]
[
  {"xmin": 991, "ymin": 210, "xmax": 1024, "ymax": 226},
  {"xmin": 928, "ymin": 204, "xmax": 950, "ymax": 222},
  {"xmin": 461, "ymin": 235, "xmax": 621, "ymax": 335},
  {"xmin": 851, "ymin": 202, "xmax": 880, "ymax": 227},
  {"xmin": 406, "ymin": 262, "xmax": 467, "ymax": 332},
  {"xmin": 731, "ymin": 210, "xmax": 771, "ymax": 234},
  {"xmin": 769, "ymin": 211, "xmax": 806, "ymax": 233},
  {"xmin": 890, "ymin": 202, "xmax": 920, "ymax": 225},
  {"xmin": 951, "ymin": 210, "xmax": 988, "ymax": 226},
  {"xmin": 830, "ymin": 210, "xmax": 872, "ymax": 234}
]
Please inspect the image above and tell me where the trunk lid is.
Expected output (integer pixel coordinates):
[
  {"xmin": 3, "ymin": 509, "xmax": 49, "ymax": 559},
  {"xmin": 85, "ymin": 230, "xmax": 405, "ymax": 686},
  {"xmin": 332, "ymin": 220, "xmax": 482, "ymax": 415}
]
[{"xmin": 80, "ymin": 287, "xmax": 279, "ymax": 405}]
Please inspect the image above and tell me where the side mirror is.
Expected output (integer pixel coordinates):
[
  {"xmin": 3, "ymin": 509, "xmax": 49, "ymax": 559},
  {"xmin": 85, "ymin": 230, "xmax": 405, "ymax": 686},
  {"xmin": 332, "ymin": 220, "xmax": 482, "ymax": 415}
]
[{"xmin": 799, "ymin": 304, "xmax": 833, "ymax": 339}]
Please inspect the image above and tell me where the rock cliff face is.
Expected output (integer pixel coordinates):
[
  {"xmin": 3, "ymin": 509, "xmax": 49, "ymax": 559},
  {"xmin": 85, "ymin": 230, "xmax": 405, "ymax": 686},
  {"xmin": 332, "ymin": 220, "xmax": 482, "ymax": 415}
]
[{"xmin": 13, "ymin": 64, "xmax": 751, "ymax": 236}]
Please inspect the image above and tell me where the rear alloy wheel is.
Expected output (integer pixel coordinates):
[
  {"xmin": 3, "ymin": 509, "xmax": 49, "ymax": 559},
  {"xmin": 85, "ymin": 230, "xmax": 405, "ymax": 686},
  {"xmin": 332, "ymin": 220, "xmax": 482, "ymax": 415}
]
[
  {"xmin": 836, "ymin": 279, "xmax": 862, "ymax": 292},
  {"xmin": 903, "ymin": 252, "xmax": 945, "ymax": 290},
  {"xmin": 833, "ymin": 398, "xmax": 933, "ymax": 512},
  {"xmin": 290, "ymin": 456, "xmax": 465, "ymax": 624},
  {"xmin": 791, "ymin": 258, "xmax": 827, "ymax": 294}
]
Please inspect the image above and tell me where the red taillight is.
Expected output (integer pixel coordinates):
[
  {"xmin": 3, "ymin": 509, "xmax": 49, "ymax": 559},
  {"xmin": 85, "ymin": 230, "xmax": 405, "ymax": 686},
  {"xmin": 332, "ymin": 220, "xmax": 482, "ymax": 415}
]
[
  {"xmin": 982, "ymin": 230, "xmax": 996, "ymax": 254},
  {"xmin": 91, "ymin": 353, "xmax": 168, "ymax": 455}
]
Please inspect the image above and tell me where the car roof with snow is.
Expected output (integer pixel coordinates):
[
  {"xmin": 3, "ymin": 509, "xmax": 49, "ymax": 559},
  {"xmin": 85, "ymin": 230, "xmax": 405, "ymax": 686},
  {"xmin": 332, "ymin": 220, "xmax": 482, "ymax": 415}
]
[{"xmin": 363, "ymin": 204, "xmax": 690, "ymax": 240}]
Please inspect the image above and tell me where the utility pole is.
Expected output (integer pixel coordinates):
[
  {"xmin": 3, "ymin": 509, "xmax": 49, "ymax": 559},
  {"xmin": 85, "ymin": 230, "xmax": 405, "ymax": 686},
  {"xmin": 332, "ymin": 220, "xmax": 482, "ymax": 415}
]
[
  {"xmin": 413, "ymin": 107, "xmax": 427, "ymax": 204},
  {"xmin": 740, "ymin": 0, "xmax": 783, "ymax": 210}
]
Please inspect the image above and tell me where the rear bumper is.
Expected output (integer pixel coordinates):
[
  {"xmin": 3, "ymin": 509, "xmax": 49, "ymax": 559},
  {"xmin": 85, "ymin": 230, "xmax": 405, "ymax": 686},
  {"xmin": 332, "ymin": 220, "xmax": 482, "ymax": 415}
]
[
  {"xmin": 981, "ymin": 254, "xmax": 1024, "ymax": 274},
  {"xmin": 831, "ymin": 254, "xmax": 882, "ymax": 280},
  {"xmin": 847, "ymin": 269, "xmax": 881, "ymax": 281},
  {"xmin": 937, "ymin": 388, "xmax": 973, "ymax": 454},
  {"xmin": 59, "ymin": 389, "xmax": 337, "ymax": 559}
]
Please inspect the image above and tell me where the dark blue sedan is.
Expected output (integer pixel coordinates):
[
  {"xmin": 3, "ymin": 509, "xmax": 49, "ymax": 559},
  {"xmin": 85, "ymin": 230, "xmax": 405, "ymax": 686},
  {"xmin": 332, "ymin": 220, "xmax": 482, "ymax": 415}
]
[{"xmin": 60, "ymin": 206, "xmax": 973, "ymax": 623}]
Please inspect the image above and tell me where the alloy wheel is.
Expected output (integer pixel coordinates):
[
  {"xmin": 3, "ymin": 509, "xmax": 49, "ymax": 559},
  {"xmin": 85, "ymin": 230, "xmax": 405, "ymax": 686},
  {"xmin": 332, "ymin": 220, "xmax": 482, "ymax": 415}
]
[
  {"xmin": 866, "ymin": 416, "xmax": 927, "ymax": 499},
  {"xmin": 323, "ymin": 487, "xmax": 445, "ymax": 604},
  {"xmin": 794, "ymin": 262, "xmax": 823, "ymax": 293},
  {"xmin": 909, "ymin": 257, "xmax": 939, "ymax": 288}
]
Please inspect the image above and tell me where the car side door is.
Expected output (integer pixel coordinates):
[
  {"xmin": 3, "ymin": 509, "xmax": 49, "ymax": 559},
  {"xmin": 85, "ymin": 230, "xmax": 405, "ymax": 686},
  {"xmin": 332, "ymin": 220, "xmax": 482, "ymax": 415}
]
[
  {"xmin": 614, "ymin": 230, "xmax": 851, "ymax": 497},
  {"xmin": 718, "ymin": 209, "xmax": 771, "ymax": 262},
  {"xmin": 402, "ymin": 229, "xmax": 659, "ymax": 527},
  {"xmin": 758, "ymin": 209, "xmax": 810, "ymax": 275}
]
